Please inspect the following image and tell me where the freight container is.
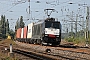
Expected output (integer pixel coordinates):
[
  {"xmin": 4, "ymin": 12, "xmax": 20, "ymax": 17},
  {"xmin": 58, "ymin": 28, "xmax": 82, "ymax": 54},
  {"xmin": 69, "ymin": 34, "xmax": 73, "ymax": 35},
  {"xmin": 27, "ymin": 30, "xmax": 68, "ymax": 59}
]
[
  {"xmin": 16, "ymin": 28, "xmax": 22, "ymax": 41},
  {"xmin": 24, "ymin": 26, "xmax": 27, "ymax": 38},
  {"xmin": 18, "ymin": 28, "xmax": 22, "ymax": 38},
  {"xmin": 21, "ymin": 28, "xmax": 24, "ymax": 38},
  {"xmin": 16, "ymin": 28, "xmax": 21, "ymax": 38},
  {"xmin": 27, "ymin": 23, "xmax": 34, "ymax": 38},
  {"xmin": 16, "ymin": 29, "xmax": 19, "ymax": 38}
]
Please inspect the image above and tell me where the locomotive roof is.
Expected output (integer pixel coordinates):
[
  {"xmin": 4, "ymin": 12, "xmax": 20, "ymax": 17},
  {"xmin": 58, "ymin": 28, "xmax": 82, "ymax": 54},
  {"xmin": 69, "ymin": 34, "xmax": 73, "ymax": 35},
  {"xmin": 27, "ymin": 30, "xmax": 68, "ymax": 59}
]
[
  {"xmin": 45, "ymin": 18, "xmax": 55, "ymax": 21},
  {"xmin": 34, "ymin": 20, "xmax": 44, "ymax": 25},
  {"xmin": 34, "ymin": 18, "xmax": 60, "ymax": 25}
]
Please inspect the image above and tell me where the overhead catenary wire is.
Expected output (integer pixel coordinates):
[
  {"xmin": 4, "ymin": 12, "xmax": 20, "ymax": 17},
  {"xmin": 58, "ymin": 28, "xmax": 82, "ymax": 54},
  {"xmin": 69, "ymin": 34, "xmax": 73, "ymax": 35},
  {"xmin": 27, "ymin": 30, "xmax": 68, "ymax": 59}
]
[{"xmin": 0, "ymin": 0, "xmax": 89, "ymax": 32}]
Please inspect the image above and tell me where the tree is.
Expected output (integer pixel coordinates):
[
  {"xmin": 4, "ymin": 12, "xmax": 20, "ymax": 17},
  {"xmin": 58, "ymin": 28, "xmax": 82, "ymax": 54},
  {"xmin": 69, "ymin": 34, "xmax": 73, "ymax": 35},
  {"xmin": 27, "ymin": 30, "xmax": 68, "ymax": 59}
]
[
  {"xmin": 5, "ymin": 19, "xmax": 9, "ymax": 36},
  {"xmin": 9, "ymin": 29, "xmax": 15, "ymax": 39},
  {"xmin": 1, "ymin": 15, "xmax": 3, "ymax": 24},
  {"xmin": 1, "ymin": 15, "xmax": 6, "ymax": 35},
  {"xmin": 0, "ymin": 15, "xmax": 8, "ymax": 38},
  {"xmin": 20, "ymin": 16, "xmax": 25, "ymax": 28},
  {"xmin": 15, "ymin": 16, "xmax": 25, "ymax": 31},
  {"xmin": 15, "ymin": 18, "xmax": 20, "ymax": 31}
]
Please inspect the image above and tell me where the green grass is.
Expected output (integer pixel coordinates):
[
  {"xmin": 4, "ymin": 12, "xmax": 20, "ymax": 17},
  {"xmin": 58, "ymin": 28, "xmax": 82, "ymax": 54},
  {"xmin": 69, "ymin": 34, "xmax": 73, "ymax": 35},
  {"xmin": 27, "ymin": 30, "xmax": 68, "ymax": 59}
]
[{"xmin": 65, "ymin": 36, "xmax": 86, "ymax": 45}]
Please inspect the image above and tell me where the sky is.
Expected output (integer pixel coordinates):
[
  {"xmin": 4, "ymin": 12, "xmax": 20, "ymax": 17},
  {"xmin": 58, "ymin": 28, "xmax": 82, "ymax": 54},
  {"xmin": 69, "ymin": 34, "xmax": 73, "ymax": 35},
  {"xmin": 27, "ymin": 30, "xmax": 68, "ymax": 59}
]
[{"xmin": 0, "ymin": 0, "xmax": 90, "ymax": 33}]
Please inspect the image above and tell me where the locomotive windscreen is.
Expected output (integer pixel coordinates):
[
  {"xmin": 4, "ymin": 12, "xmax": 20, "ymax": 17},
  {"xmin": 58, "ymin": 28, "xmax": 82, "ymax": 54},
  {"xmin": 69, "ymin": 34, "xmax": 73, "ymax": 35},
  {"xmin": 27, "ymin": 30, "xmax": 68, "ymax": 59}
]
[{"xmin": 45, "ymin": 21, "xmax": 60, "ymax": 29}]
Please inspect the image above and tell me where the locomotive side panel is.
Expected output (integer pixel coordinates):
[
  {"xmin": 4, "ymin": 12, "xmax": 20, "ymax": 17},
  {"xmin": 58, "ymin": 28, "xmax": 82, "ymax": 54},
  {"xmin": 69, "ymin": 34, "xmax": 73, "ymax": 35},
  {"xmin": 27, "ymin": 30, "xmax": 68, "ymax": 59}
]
[
  {"xmin": 32, "ymin": 21, "xmax": 44, "ymax": 39},
  {"xmin": 32, "ymin": 21, "xmax": 45, "ymax": 44}
]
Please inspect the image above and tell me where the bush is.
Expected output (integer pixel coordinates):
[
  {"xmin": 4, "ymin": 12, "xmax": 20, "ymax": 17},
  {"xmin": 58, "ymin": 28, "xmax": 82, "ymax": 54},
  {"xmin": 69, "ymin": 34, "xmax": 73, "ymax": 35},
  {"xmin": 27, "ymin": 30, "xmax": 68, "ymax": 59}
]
[{"xmin": 65, "ymin": 36, "xmax": 74, "ymax": 42}]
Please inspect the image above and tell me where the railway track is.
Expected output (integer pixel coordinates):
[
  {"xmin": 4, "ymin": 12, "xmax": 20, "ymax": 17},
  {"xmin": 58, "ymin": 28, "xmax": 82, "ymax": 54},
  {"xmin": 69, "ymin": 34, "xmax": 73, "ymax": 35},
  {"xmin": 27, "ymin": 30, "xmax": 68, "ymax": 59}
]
[
  {"xmin": 52, "ymin": 49, "xmax": 90, "ymax": 60},
  {"xmin": 13, "ymin": 43, "xmax": 90, "ymax": 60},
  {"xmin": 0, "ymin": 44, "xmax": 63, "ymax": 60},
  {"xmin": 13, "ymin": 48, "xmax": 60, "ymax": 60},
  {"xmin": 0, "ymin": 41, "xmax": 90, "ymax": 60},
  {"xmin": 15, "ymin": 41, "xmax": 90, "ymax": 60},
  {"xmin": 12, "ymin": 47, "xmax": 90, "ymax": 60}
]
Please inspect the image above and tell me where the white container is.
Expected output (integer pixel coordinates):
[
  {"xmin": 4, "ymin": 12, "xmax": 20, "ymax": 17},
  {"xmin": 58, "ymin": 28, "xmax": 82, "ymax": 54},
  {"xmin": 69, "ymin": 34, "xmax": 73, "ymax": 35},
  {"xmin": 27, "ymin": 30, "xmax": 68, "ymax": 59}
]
[
  {"xmin": 21, "ymin": 28, "xmax": 24, "ymax": 38},
  {"xmin": 27, "ymin": 23, "xmax": 34, "ymax": 38}
]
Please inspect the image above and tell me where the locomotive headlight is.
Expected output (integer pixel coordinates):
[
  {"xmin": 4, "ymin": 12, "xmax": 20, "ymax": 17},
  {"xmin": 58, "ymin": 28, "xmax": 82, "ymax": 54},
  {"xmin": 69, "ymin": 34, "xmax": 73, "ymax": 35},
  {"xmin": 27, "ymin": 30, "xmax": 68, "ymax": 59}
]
[
  {"xmin": 56, "ymin": 36, "xmax": 59, "ymax": 37},
  {"xmin": 45, "ymin": 35, "xmax": 48, "ymax": 36}
]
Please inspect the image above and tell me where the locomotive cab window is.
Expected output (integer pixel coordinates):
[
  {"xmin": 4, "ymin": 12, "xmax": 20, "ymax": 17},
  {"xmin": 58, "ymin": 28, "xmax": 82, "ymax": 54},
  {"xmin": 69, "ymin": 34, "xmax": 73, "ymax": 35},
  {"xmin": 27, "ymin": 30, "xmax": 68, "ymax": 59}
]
[
  {"xmin": 52, "ymin": 22, "xmax": 60, "ymax": 29},
  {"xmin": 45, "ymin": 21, "xmax": 52, "ymax": 28},
  {"xmin": 45, "ymin": 21, "xmax": 60, "ymax": 29}
]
